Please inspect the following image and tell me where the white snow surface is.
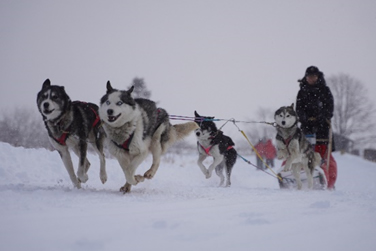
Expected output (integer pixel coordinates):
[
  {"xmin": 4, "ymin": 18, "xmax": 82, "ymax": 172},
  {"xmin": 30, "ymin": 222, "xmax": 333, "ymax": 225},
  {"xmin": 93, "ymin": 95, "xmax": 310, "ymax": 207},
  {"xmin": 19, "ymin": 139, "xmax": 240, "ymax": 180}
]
[{"xmin": 0, "ymin": 142, "xmax": 376, "ymax": 251}]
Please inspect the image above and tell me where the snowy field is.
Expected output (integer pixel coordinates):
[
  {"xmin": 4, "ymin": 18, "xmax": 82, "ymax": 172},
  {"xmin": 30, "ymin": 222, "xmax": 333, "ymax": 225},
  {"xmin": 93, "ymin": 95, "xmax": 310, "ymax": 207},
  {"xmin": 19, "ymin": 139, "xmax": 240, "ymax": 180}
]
[{"xmin": 0, "ymin": 142, "xmax": 376, "ymax": 251}]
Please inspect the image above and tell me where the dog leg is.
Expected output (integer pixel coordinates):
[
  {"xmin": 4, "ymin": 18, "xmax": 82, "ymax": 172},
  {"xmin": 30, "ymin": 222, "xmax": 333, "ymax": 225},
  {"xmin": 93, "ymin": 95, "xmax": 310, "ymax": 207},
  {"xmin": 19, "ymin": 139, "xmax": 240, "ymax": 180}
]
[
  {"xmin": 215, "ymin": 163, "xmax": 225, "ymax": 186},
  {"xmin": 144, "ymin": 130, "xmax": 163, "ymax": 179},
  {"xmin": 58, "ymin": 148, "xmax": 81, "ymax": 188},
  {"xmin": 91, "ymin": 141, "xmax": 107, "ymax": 184},
  {"xmin": 197, "ymin": 154, "xmax": 208, "ymax": 176},
  {"xmin": 225, "ymin": 164, "xmax": 234, "ymax": 187},
  {"xmin": 206, "ymin": 156, "xmax": 224, "ymax": 179},
  {"xmin": 225, "ymin": 152, "xmax": 236, "ymax": 187},
  {"xmin": 277, "ymin": 148, "xmax": 288, "ymax": 160},
  {"xmin": 292, "ymin": 164, "xmax": 302, "ymax": 190},
  {"xmin": 73, "ymin": 143, "xmax": 89, "ymax": 184},
  {"xmin": 276, "ymin": 141, "xmax": 289, "ymax": 160},
  {"xmin": 283, "ymin": 140, "xmax": 300, "ymax": 172},
  {"xmin": 117, "ymin": 153, "xmax": 147, "ymax": 193},
  {"xmin": 303, "ymin": 162, "xmax": 313, "ymax": 189}
]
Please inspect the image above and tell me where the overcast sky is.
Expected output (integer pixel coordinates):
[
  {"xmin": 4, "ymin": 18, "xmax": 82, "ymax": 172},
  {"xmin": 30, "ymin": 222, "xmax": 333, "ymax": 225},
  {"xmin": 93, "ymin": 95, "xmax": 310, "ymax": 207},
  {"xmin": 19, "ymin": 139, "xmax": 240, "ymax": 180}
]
[{"xmin": 1, "ymin": 0, "xmax": 375, "ymax": 126}]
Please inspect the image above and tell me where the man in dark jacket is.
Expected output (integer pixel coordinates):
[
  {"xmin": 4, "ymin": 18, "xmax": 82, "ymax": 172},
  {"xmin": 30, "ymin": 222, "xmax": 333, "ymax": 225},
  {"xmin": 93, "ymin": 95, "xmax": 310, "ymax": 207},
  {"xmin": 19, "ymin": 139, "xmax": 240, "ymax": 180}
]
[{"xmin": 296, "ymin": 66, "xmax": 337, "ymax": 189}]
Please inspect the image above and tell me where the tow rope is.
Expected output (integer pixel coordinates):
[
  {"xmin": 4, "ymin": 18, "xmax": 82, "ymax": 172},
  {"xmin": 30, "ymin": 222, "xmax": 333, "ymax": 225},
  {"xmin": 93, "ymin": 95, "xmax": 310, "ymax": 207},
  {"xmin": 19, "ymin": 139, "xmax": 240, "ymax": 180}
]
[{"xmin": 231, "ymin": 122, "xmax": 282, "ymax": 182}]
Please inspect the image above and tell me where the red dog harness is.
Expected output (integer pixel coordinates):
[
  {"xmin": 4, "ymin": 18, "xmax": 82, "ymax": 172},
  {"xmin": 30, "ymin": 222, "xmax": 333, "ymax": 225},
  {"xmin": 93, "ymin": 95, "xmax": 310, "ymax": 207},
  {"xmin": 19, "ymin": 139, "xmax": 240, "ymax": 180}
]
[
  {"xmin": 112, "ymin": 133, "xmax": 134, "ymax": 151},
  {"xmin": 198, "ymin": 143, "xmax": 233, "ymax": 156},
  {"xmin": 54, "ymin": 101, "xmax": 100, "ymax": 146}
]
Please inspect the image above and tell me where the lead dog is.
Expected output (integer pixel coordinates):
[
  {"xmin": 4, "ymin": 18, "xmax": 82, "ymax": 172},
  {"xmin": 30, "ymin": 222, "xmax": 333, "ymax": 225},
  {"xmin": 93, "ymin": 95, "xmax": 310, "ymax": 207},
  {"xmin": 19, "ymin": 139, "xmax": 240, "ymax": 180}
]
[
  {"xmin": 274, "ymin": 104, "xmax": 321, "ymax": 189},
  {"xmin": 37, "ymin": 79, "xmax": 107, "ymax": 188},
  {"xmin": 99, "ymin": 81, "xmax": 198, "ymax": 193},
  {"xmin": 194, "ymin": 111, "xmax": 237, "ymax": 187}
]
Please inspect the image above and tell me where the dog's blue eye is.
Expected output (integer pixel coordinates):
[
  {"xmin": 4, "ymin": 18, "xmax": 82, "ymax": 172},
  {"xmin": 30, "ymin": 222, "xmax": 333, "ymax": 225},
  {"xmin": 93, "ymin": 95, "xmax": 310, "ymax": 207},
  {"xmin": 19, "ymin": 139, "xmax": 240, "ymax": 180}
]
[
  {"xmin": 116, "ymin": 101, "xmax": 123, "ymax": 106},
  {"xmin": 106, "ymin": 100, "xmax": 110, "ymax": 105}
]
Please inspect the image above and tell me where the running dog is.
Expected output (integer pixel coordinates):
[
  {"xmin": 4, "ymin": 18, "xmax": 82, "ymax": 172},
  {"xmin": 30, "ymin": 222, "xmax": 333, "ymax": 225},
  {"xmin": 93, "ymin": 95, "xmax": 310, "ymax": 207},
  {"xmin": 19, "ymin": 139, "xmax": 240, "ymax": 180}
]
[
  {"xmin": 37, "ymin": 79, "xmax": 107, "ymax": 188},
  {"xmin": 274, "ymin": 104, "xmax": 321, "ymax": 189},
  {"xmin": 99, "ymin": 81, "xmax": 198, "ymax": 193},
  {"xmin": 194, "ymin": 111, "xmax": 237, "ymax": 187}
]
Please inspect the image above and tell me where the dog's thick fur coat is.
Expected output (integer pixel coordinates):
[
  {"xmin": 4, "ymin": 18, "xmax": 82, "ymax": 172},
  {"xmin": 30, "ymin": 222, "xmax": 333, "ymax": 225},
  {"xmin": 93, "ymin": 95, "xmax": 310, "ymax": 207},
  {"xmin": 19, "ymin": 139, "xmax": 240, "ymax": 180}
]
[
  {"xmin": 274, "ymin": 104, "xmax": 321, "ymax": 189},
  {"xmin": 37, "ymin": 79, "xmax": 107, "ymax": 188},
  {"xmin": 99, "ymin": 81, "xmax": 198, "ymax": 193},
  {"xmin": 194, "ymin": 111, "xmax": 237, "ymax": 187}
]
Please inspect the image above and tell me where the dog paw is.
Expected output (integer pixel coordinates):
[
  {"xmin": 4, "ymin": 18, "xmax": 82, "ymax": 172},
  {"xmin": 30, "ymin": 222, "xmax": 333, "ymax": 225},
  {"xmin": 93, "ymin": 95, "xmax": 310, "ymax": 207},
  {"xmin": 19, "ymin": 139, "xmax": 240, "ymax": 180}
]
[
  {"xmin": 77, "ymin": 173, "xmax": 89, "ymax": 183},
  {"xmin": 100, "ymin": 172, "xmax": 107, "ymax": 184},
  {"xmin": 129, "ymin": 148, "xmax": 140, "ymax": 156},
  {"xmin": 120, "ymin": 183, "xmax": 132, "ymax": 194},
  {"xmin": 74, "ymin": 180, "xmax": 82, "ymax": 189},
  {"xmin": 143, "ymin": 169, "xmax": 155, "ymax": 179},
  {"xmin": 134, "ymin": 175, "xmax": 145, "ymax": 183},
  {"xmin": 205, "ymin": 171, "xmax": 212, "ymax": 179},
  {"xmin": 283, "ymin": 166, "xmax": 291, "ymax": 172}
]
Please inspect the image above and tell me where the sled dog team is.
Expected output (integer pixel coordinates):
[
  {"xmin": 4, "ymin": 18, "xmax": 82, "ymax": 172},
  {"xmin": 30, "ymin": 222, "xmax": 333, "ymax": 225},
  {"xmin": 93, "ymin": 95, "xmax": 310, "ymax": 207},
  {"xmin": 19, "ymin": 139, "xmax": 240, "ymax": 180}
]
[{"xmin": 37, "ymin": 78, "xmax": 325, "ymax": 193}]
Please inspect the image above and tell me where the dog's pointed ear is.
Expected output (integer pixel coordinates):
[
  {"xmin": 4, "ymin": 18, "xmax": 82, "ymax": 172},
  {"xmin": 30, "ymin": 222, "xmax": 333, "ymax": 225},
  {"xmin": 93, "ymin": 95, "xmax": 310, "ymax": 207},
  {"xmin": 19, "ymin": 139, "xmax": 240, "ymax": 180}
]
[
  {"xmin": 42, "ymin": 79, "xmax": 51, "ymax": 89},
  {"xmin": 127, "ymin": 85, "xmax": 134, "ymax": 95},
  {"xmin": 290, "ymin": 103, "xmax": 294, "ymax": 109},
  {"xmin": 106, "ymin": 81, "xmax": 113, "ymax": 93},
  {"xmin": 194, "ymin": 110, "xmax": 200, "ymax": 117}
]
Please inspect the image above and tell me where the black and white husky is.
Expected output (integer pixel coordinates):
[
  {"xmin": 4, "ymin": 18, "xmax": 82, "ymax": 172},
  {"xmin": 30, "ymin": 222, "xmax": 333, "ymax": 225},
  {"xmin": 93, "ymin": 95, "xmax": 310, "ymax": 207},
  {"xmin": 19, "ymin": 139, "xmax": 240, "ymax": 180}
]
[
  {"xmin": 194, "ymin": 111, "xmax": 237, "ymax": 187},
  {"xmin": 37, "ymin": 79, "xmax": 107, "ymax": 188},
  {"xmin": 99, "ymin": 81, "xmax": 198, "ymax": 193},
  {"xmin": 274, "ymin": 104, "xmax": 321, "ymax": 189}
]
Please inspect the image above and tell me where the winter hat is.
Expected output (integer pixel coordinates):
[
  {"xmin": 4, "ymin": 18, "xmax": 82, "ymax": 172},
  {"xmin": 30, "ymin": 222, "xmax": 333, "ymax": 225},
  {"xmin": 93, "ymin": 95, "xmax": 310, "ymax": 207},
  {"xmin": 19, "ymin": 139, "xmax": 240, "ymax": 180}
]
[{"xmin": 305, "ymin": 66, "xmax": 320, "ymax": 76}]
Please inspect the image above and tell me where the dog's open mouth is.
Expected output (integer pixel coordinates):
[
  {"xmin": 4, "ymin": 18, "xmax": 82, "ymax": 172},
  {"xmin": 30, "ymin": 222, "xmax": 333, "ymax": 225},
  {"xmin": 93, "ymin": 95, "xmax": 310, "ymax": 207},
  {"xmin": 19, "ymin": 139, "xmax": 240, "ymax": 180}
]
[
  {"xmin": 108, "ymin": 114, "xmax": 121, "ymax": 122},
  {"xmin": 43, "ymin": 109, "xmax": 55, "ymax": 115}
]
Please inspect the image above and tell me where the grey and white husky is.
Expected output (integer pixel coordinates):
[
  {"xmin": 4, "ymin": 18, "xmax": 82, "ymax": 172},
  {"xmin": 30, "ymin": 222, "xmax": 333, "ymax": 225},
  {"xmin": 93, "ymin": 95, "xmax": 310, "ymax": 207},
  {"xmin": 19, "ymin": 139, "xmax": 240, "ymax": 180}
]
[
  {"xmin": 194, "ymin": 111, "xmax": 237, "ymax": 187},
  {"xmin": 99, "ymin": 81, "xmax": 198, "ymax": 193},
  {"xmin": 274, "ymin": 104, "xmax": 321, "ymax": 189},
  {"xmin": 37, "ymin": 79, "xmax": 107, "ymax": 188}
]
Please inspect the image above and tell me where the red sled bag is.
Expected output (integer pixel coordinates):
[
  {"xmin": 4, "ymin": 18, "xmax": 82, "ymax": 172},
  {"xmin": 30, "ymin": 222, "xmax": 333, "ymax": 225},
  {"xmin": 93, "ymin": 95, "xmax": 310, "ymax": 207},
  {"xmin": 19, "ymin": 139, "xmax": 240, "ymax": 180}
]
[{"xmin": 315, "ymin": 144, "xmax": 337, "ymax": 190}]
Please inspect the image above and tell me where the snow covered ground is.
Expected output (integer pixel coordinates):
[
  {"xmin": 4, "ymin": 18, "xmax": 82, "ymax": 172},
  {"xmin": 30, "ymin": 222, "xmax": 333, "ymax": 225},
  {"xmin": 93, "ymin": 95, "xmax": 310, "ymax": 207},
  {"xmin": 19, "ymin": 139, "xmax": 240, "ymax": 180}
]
[{"xmin": 0, "ymin": 142, "xmax": 376, "ymax": 251}]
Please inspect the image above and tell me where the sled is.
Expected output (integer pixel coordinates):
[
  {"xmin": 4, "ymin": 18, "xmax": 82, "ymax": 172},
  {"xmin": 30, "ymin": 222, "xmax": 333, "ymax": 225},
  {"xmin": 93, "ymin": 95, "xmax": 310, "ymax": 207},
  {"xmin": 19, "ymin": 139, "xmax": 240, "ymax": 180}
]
[{"xmin": 277, "ymin": 164, "xmax": 328, "ymax": 190}]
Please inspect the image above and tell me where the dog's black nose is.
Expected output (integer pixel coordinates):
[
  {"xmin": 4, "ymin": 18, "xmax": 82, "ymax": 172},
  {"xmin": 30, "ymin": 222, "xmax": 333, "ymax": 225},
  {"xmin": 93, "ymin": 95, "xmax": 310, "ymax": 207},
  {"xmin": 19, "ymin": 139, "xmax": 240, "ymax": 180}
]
[
  {"xmin": 107, "ymin": 109, "xmax": 113, "ymax": 115},
  {"xmin": 282, "ymin": 121, "xmax": 285, "ymax": 125},
  {"xmin": 196, "ymin": 132, "xmax": 201, "ymax": 137},
  {"xmin": 43, "ymin": 102, "xmax": 49, "ymax": 108}
]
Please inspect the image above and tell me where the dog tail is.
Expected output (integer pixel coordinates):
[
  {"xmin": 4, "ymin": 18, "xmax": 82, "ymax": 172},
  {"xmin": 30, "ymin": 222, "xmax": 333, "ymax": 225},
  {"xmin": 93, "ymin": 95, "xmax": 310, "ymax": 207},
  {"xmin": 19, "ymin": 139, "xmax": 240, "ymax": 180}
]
[
  {"xmin": 153, "ymin": 121, "xmax": 198, "ymax": 154},
  {"xmin": 171, "ymin": 122, "xmax": 199, "ymax": 141}
]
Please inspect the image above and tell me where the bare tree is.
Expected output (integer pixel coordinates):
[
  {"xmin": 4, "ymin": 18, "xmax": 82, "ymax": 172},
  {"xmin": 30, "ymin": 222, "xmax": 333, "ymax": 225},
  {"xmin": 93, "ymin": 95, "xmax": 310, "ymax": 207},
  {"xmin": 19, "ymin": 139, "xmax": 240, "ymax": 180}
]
[
  {"xmin": 327, "ymin": 73, "xmax": 376, "ymax": 147},
  {"xmin": 128, "ymin": 78, "xmax": 152, "ymax": 99},
  {"xmin": 0, "ymin": 108, "xmax": 51, "ymax": 149}
]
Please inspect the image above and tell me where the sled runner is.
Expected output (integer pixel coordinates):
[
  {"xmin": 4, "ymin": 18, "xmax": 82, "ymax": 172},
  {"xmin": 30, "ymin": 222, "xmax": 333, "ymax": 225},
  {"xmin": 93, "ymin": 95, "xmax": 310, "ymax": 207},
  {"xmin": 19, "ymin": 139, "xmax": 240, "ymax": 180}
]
[{"xmin": 277, "ymin": 164, "xmax": 327, "ymax": 190}]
